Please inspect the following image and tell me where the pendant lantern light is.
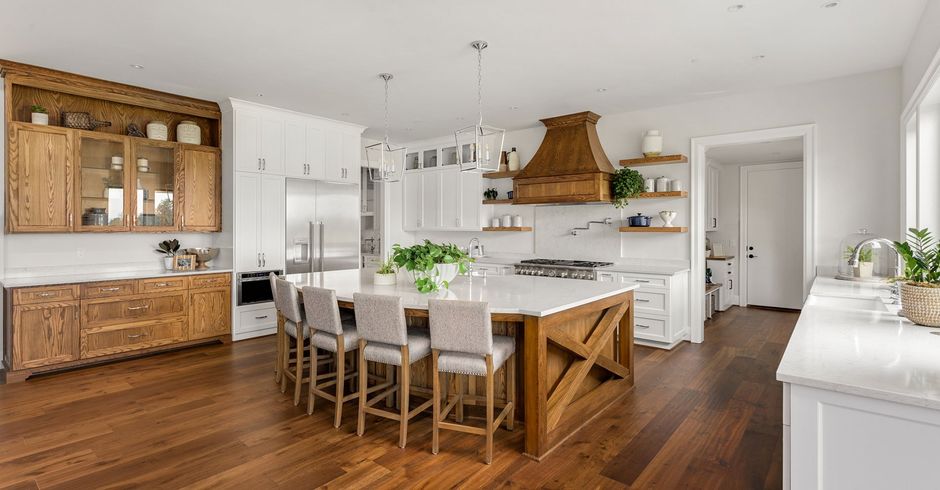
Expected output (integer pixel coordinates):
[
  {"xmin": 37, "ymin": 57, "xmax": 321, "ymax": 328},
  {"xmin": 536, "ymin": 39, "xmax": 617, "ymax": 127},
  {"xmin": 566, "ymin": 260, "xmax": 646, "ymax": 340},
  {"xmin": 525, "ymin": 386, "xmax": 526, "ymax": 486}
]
[
  {"xmin": 455, "ymin": 40, "xmax": 505, "ymax": 172},
  {"xmin": 365, "ymin": 73, "xmax": 406, "ymax": 183}
]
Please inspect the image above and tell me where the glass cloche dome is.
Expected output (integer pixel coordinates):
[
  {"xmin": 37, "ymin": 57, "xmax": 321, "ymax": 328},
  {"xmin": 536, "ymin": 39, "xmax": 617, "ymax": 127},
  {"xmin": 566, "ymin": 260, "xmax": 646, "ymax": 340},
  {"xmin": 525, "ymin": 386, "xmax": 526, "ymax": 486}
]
[{"xmin": 836, "ymin": 228, "xmax": 899, "ymax": 282}]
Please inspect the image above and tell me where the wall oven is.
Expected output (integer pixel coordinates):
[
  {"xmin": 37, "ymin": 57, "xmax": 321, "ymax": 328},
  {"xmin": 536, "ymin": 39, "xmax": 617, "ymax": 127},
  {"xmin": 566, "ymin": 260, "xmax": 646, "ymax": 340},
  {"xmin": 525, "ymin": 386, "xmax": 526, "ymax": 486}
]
[{"xmin": 237, "ymin": 270, "xmax": 283, "ymax": 306}]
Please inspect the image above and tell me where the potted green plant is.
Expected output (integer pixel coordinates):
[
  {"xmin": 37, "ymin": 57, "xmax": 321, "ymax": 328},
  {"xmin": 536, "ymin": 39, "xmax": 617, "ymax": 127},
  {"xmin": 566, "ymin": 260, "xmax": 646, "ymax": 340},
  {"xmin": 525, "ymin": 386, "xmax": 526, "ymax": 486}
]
[
  {"xmin": 391, "ymin": 240, "xmax": 473, "ymax": 293},
  {"xmin": 483, "ymin": 188, "xmax": 498, "ymax": 201},
  {"xmin": 610, "ymin": 167, "xmax": 645, "ymax": 208},
  {"xmin": 373, "ymin": 257, "xmax": 398, "ymax": 286},
  {"xmin": 155, "ymin": 239, "xmax": 181, "ymax": 270},
  {"xmin": 894, "ymin": 228, "xmax": 940, "ymax": 327},
  {"xmin": 844, "ymin": 245, "xmax": 874, "ymax": 278},
  {"xmin": 30, "ymin": 104, "xmax": 49, "ymax": 125}
]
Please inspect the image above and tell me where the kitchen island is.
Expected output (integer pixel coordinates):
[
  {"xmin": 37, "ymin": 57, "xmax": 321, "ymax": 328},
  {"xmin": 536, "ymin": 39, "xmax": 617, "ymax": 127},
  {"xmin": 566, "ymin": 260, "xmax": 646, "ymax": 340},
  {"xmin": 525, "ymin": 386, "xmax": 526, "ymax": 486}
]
[{"xmin": 284, "ymin": 270, "xmax": 637, "ymax": 460}]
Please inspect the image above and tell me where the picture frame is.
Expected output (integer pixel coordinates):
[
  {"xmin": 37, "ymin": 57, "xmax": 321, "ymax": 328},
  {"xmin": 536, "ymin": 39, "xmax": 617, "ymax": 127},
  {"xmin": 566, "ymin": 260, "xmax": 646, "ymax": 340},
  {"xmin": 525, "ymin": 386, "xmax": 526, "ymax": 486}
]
[{"xmin": 172, "ymin": 254, "xmax": 196, "ymax": 271}]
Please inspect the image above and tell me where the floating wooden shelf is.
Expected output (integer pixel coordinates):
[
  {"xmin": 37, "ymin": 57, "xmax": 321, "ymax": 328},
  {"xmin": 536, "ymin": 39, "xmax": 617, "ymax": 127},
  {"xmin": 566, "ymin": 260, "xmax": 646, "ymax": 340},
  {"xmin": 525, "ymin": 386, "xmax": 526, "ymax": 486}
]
[
  {"xmin": 482, "ymin": 199, "xmax": 515, "ymax": 205},
  {"xmin": 482, "ymin": 226, "xmax": 532, "ymax": 232},
  {"xmin": 619, "ymin": 226, "xmax": 688, "ymax": 233},
  {"xmin": 482, "ymin": 170, "xmax": 520, "ymax": 179},
  {"xmin": 619, "ymin": 154, "xmax": 688, "ymax": 167},
  {"xmin": 637, "ymin": 191, "xmax": 688, "ymax": 198}
]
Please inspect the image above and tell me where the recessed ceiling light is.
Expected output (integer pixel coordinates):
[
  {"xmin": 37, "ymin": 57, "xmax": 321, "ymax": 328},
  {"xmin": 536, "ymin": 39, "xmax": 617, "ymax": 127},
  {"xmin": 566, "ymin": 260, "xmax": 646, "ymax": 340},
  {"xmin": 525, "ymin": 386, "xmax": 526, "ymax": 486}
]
[
  {"xmin": 597, "ymin": 88, "xmax": 608, "ymax": 93},
  {"xmin": 256, "ymin": 93, "xmax": 264, "ymax": 97},
  {"xmin": 509, "ymin": 106, "xmax": 520, "ymax": 110},
  {"xmin": 129, "ymin": 64, "xmax": 144, "ymax": 69},
  {"xmin": 727, "ymin": 4, "xmax": 744, "ymax": 12},
  {"xmin": 340, "ymin": 112, "xmax": 350, "ymax": 116},
  {"xmin": 821, "ymin": 1, "xmax": 839, "ymax": 8},
  {"xmin": 690, "ymin": 58, "xmax": 699, "ymax": 64},
  {"xmin": 752, "ymin": 55, "xmax": 766, "ymax": 61}
]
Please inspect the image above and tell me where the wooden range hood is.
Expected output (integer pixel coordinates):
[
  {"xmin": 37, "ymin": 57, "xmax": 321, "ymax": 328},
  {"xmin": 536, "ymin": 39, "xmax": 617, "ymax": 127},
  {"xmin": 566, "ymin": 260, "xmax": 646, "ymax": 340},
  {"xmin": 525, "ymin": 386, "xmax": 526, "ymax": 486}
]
[{"xmin": 512, "ymin": 111, "xmax": 616, "ymax": 204}]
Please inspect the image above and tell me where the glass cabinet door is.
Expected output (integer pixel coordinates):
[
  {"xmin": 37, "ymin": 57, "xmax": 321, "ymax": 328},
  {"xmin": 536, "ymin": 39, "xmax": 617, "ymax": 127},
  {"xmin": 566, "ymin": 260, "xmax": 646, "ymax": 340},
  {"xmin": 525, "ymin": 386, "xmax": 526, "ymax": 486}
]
[
  {"xmin": 132, "ymin": 141, "xmax": 178, "ymax": 230},
  {"xmin": 76, "ymin": 133, "xmax": 129, "ymax": 230}
]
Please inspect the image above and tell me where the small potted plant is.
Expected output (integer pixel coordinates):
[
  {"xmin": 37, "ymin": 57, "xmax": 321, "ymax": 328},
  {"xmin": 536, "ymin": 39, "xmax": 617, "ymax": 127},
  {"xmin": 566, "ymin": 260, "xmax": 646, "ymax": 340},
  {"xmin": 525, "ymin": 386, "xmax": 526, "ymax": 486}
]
[
  {"xmin": 30, "ymin": 104, "xmax": 49, "ymax": 125},
  {"xmin": 483, "ymin": 188, "xmax": 498, "ymax": 201},
  {"xmin": 610, "ymin": 167, "xmax": 645, "ymax": 208},
  {"xmin": 844, "ymin": 245, "xmax": 874, "ymax": 278},
  {"xmin": 894, "ymin": 228, "xmax": 940, "ymax": 327},
  {"xmin": 391, "ymin": 240, "xmax": 473, "ymax": 293},
  {"xmin": 155, "ymin": 239, "xmax": 181, "ymax": 270},
  {"xmin": 373, "ymin": 257, "xmax": 398, "ymax": 286}
]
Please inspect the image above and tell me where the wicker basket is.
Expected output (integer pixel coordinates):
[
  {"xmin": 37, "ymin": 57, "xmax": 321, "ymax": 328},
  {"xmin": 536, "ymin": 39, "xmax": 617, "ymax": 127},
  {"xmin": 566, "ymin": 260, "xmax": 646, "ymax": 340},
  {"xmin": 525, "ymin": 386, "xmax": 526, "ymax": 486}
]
[
  {"xmin": 61, "ymin": 112, "xmax": 111, "ymax": 131},
  {"xmin": 900, "ymin": 283, "xmax": 940, "ymax": 327}
]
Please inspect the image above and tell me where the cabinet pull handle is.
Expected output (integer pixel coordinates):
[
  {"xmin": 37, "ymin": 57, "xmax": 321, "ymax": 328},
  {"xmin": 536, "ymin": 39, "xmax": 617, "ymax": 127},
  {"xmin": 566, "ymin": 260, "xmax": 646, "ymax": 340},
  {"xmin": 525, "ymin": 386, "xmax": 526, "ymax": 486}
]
[
  {"xmin": 69, "ymin": 214, "xmax": 73, "ymax": 228},
  {"xmin": 257, "ymin": 253, "xmax": 261, "ymax": 268},
  {"xmin": 636, "ymin": 324, "xmax": 651, "ymax": 329},
  {"xmin": 258, "ymin": 158, "xmax": 261, "ymax": 170},
  {"xmin": 127, "ymin": 333, "xmax": 147, "ymax": 339},
  {"xmin": 634, "ymin": 279, "xmax": 650, "ymax": 283},
  {"xmin": 255, "ymin": 315, "xmax": 269, "ymax": 320},
  {"xmin": 261, "ymin": 252, "xmax": 266, "ymax": 267},
  {"xmin": 126, "ymin": 305, "xmax": 150, "ymax": 311},
  {"xmin": 729, "ymin": 279, "xmax": 733, "ymax": 290},
  {"xmin": 37, "ymin": 292, "xmax": 56, "ymax": 297},
  {"xmin": 262, "ymin": 158, "xmax": 266, "ymax": 170},
  {"xmin": 153, "ymin": 282, "xmax": 170, "ymax": 287},
  {"xmin": 100, "ymin": 287, "xmax": 122, "ymax": 292},
  {"xmin": 635, "ymin": 298, "xmax": 651, "ymax": 303}
]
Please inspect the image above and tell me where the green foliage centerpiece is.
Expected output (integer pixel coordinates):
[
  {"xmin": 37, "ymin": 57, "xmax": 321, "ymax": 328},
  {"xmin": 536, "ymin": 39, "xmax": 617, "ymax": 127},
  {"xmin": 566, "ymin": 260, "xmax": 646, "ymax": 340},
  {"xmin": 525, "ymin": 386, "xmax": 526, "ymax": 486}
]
[
  {"xmin": 611, "ymin": 167, "xmax": 646, "ymax": 208},
  {"xmin": 391, "ymin": 240, "xmax": 473, "ymax": 293},
  {"xmin": 894, "ymin": 228, "xmax": 940, "ymax": 326}
]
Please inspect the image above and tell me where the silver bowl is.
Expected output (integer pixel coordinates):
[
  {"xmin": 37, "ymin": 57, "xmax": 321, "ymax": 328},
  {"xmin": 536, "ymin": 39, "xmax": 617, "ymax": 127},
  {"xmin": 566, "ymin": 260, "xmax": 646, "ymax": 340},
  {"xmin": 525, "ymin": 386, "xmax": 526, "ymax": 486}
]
[{"xmin": 184, "ymin": 247, "xmax": 219, "ymax": 270}]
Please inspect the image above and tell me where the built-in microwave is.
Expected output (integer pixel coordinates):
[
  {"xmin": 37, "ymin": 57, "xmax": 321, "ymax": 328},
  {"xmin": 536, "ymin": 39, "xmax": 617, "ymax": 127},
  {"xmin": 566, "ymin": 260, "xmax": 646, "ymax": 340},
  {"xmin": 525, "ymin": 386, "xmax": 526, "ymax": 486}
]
[{"xmin": 237, "ymin": 270, "xmax": 283, "ymax": 306}]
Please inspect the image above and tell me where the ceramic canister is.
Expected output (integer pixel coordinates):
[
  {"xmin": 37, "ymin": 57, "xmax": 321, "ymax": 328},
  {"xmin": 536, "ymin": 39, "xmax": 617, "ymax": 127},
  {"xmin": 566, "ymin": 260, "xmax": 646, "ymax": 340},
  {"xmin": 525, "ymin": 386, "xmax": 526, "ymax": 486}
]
[
  {"xmin": 176, "ymin": 120, "xmax": 201, "ymax": 145},
  {"xmin": 491, "ymin": 218, "xmax": 501, "ymax": 228},
  {"xmin": 501, "ymin": 214, "xmax": 512, "ymax": 227},
  {"xmin": 146, "ymin": 121, "xmax": 168, "ymax": 141},
  {"xmin": 655, "ymin": 176, "xmax": 671, "ymax": 192},
  {"xmin": 512, "ymin": 215, "xmax": 523, "ymax": 227},
  {"xmin": 670, "ymin": 179, "xmax": 684, "ymax": 192},
  {"xmin": 644, "ymin": 178, "xmax": 656, "ymax": 193}
]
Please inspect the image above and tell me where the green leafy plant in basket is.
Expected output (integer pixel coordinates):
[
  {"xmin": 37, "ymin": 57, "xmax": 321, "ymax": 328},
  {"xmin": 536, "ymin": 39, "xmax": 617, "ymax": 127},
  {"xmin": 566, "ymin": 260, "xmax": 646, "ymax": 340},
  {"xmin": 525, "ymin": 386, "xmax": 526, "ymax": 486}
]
[
  {"xmin": 610, "ymin": 167, "xmax": 646, "ymax": 208},
  {"xmin": 391, "ymin": 240, "xmax": 473, "ymax": 293},
  {"xmin": 893, "ymin": 228, "xmax": 940, "ymax": 327}
]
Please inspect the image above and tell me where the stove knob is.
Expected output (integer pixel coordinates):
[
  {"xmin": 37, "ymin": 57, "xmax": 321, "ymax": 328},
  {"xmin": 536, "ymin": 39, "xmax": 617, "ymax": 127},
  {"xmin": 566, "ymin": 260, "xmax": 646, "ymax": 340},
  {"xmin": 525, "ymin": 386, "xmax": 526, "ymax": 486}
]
[
  {"xmin": 548, "ymin": 270, "xmax": 556, "ymax": 277},
  {"xmin": 536, "ymin": 270, "xmax": 544, "ymax": 276},
  {"xmin": 560, "ymin": 271, "xmax": 568, "ymax": 278},
  {"xmin": 518, "ymin": 268, "xmax": 528, "ymax": 275},
  {"xmin": 573, "ymin": 272, "xmax": 582, "ymax": 279}
]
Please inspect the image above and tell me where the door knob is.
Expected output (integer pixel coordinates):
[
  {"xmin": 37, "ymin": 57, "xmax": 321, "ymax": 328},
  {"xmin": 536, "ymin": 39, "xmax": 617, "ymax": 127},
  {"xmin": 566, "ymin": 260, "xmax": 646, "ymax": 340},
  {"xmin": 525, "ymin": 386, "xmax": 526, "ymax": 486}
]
[
  {"xmin": 748, "ymin": 246, "xmax": 754, "ymax": 251},
  {"xmin": 748, "ymin": 254, "xmax": 757, "ymax": 259}
]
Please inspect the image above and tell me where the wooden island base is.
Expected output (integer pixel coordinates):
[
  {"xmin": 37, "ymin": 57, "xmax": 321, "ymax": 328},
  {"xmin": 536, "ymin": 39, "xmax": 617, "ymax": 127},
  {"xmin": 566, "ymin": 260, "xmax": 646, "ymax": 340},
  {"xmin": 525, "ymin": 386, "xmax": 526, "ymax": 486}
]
[{"xmin": 338, "ymin": 290, "xmax": 635, "ymax": 460}]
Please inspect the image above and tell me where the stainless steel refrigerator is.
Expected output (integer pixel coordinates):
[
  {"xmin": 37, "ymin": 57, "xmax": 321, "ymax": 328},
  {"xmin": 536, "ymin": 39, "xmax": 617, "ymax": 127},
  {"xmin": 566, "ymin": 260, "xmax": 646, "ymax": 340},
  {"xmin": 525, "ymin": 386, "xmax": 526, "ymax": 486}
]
[{"xmin": 285, "ymin": 179, "xmax": 360, "ymax": 274}]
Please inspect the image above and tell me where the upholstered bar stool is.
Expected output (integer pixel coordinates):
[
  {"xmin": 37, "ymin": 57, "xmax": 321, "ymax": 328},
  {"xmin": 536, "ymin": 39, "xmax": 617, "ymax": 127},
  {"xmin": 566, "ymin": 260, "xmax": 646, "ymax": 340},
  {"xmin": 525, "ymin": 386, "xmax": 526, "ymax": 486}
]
[
  {"xmin": 354, "ymin": 292, "xmax": 434, "ymax": 448},
  {"xmin": 271, "ymin": 275, "xmax": 313, "ymax": 405},
  {"xmin": 428, "ymin": 299, "xmax": 515, "ymax": 464},
  {"xmin": 302, "ymin": 286, "xmax": 362, "ymax": 428}
]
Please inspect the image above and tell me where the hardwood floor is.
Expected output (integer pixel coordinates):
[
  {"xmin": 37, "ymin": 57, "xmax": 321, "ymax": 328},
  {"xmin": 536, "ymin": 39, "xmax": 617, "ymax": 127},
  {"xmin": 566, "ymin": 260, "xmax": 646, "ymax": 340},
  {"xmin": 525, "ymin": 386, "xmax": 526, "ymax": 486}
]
[{"xmin": 0, "ymin": 306, "xmax": 797, "ymax": 489}]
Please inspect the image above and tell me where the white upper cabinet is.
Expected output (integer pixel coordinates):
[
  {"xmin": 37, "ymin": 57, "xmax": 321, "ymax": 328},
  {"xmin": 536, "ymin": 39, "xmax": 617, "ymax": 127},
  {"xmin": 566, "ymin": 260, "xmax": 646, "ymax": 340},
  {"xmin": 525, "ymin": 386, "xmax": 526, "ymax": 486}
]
[
  {"xmin": 423, "ymin": 171, "xmax": 442, "ymax": 229},
  {"xmin": 403, "ymin": 171, "xmax": 422, "ymax": 231},
  {"xmin": 400, "ymin": 164, "xmax": 484, "ymax": 232},
  {"xmin": 234, "ymin": 172, "xmax": 285, "ymax": 272},
  {"xmin": 306, "ymin": 124, "xmax": 326, "ymax": 179},
  {"xmin": 235, "ymin": 111, "xmax": 261, "ymax": 173},
  {"xmin": 459, "ymin": 171, "xmax": 483, "ymax": 230},
  {"xmin": 260, "ymin": 116, "xmax": 285, "ymax": 174},
  {"xmin": 440, "ymin": 169, "xmax": 461, "ymax": 229},
  {"xmin": 285, "ymin": 119, "xmax": 326, "ymax": 179},
  {"xmin": 324, "ymin": 128, "xmax": 361, "ymax": 183},
  {"xmin": 342, "ymin": 132, "xmax": 361, "ymax": 185}
]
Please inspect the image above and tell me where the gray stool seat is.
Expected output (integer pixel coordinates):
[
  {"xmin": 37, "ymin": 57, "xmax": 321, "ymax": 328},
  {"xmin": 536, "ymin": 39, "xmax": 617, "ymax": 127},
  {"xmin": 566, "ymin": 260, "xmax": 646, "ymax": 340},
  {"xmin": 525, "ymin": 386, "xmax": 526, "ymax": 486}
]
[
  {"xmin": 311, "ymin": 321, "xmax": 359, "ymax": 352},
  {"xmin": 285, "ymin": 319, "xmax": 310, "ymax": 339},
  {"xmin": 437, "ymin": 335, "xmax": 514, "ymax": 376},
  {"xmin": 363, "ymin": 329, "xmax": 431, "ymax": 366}
]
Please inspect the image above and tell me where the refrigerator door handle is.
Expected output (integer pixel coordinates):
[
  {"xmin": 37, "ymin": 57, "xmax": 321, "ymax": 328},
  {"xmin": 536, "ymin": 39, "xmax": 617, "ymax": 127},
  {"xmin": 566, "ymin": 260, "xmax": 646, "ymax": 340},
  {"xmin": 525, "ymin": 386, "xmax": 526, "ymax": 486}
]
[
  {"xmin": 318, "ymin": 222, "xmax": 325, "ymax": 273},
  {"xmin": 309, "ymin": 221, "xmax": 317, "ymax": 273}
]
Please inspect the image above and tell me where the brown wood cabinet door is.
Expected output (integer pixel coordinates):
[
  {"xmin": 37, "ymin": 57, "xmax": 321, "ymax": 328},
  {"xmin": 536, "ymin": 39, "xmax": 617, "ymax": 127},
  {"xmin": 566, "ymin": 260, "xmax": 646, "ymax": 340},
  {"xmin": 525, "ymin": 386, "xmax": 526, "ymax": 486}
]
[
  {"xmin": 181, "ymin": 147, "xmax": 221, "ymax": 232},
  {"xmin": 11, "ymin": 302, "xmax": 80, "ymax": 369},
  {"xmin": 8, "ymin": 123, "xmax": 73, "ymax": 232},
  {"xmin": 189, "ymin": 287, "xmax": 231, "ymax": 340}
]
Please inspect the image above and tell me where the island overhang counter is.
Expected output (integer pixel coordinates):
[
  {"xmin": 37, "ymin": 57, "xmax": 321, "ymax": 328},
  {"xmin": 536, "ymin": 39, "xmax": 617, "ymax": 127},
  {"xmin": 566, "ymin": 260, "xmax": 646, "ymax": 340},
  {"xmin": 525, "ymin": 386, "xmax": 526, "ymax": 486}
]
[{"xmin": 283, "ymin": 270, "xmax": 638, "ymax": 460}]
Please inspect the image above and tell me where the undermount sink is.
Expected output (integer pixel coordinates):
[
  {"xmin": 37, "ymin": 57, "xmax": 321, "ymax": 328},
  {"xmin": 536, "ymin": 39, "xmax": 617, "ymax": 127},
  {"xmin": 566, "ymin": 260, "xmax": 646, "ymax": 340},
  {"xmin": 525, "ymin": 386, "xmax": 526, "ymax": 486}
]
[{"xmin": 805, "ymin": 294, "xmax": 889, "ymax": 312}]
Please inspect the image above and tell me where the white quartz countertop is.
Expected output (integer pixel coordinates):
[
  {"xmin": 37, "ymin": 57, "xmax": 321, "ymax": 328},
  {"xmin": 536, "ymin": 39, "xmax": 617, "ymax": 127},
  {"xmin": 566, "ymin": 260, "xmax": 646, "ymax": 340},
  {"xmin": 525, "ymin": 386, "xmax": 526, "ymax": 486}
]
[
  {"xmin": 777, "ymin": 276, "xmax": 940, "ymax": 409},
  {"xmin": 283, "ymin": 269, "xmax": 637, "ymax": 317},
  {"xmin": 1, "ymin": 268, "xmax": 233, "ymax": 288},
  {"xmin": 599, "ymin": 262, "xmax": 691, "ymax": 275}
]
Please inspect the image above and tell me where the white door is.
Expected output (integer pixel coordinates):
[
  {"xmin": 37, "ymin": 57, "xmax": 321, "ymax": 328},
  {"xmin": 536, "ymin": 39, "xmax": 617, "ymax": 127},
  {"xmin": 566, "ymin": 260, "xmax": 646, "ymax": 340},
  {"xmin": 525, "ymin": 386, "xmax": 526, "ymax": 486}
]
[
  {"xmin": 235, "ymin": 172, "xmax": 261, "ymax": 271},
  {"xmin": 284, "ymin": 119, "xmax": 307, "ymax": 178},
  {"xmin": 306, "ymin": 124, "xmax": 325, "ymax": 180},
  {"xmin": 259, "ymin": 174, "xmax": 286, "ymax": 271},
  {"xmin": 459, "ymin": 171, "xmax": 482, "ymax": 229},
  {"xmin": 235, "ymin": 111, "xmax": 261, "ymax": 173},
  {"xmin": 260, "ymin": 116, "xmax": 284, "ymax": 174},
  {"xmin": 403, "ymin": 172, "xmax": 422, "ymax": 230},
  {"xmin": 440, "ymin": 169, "xmax": 461, "ymax": 229},
  {"xmin": 744, "ymin": 162, "xmax": 803, "ymax": 309}
]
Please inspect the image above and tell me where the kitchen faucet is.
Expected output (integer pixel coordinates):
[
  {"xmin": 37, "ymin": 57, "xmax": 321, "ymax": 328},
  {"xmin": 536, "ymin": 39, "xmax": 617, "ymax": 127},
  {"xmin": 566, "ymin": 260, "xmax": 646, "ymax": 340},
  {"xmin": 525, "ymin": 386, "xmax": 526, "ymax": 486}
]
[
  {"xmin": 848, "ymin": 237, "xmax": 903, "ymax": 303},
  {"xmin": 468, "ymin": 237, "xmax": 484, "ymax": 259}
]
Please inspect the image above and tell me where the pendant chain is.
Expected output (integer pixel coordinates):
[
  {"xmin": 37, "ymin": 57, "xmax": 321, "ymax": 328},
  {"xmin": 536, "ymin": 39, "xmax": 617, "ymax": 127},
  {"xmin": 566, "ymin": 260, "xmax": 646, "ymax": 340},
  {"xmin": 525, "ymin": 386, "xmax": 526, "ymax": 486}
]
[
  {"xmin": 383, "ymin": 76, "xmax": 390, "ymax": 145},
  {"xmin": 477, "ymin": 45, "xmax": 483, "ymax": 126}
]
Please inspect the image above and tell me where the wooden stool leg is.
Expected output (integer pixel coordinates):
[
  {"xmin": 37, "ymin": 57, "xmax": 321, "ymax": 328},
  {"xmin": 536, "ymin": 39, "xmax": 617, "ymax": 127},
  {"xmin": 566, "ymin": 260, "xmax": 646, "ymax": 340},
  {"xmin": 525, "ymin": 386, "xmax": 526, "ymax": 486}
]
[
  {"xmin": 308, "ymin": 340, "xmax": 318, "ymax": 415},
  {"xmin": 485, "ymin": 355, "xmax": 495, "ymax": 465},
  {"xmin": 398, "ymin": 346, "xmax": 411, "ymax": 449},
  {"xmin": 280, "ymin": 332, "xmax": 290, "ymax": 393},
  {"xmin": 293, "ymin": 333, "xmax": 305, "ymax": 406},
  {"xmin": 334, "ymin": 336, "xmax": 346, "ymax": 428},
  {"xmin": 357, "ymin": 340, "xmax": 367, "ymax": 437},
  {"xmin": 506, "ymin": 352, "xmax": 516, "ymax": 431},
  {"xmin": 431, "ymin": 350, "xmax": 440, "ymax": 455},
  {"xmin": 385, "ymin": 365, "xmax": 395, "ymax": 408},
  {"xmin": 275, "ymin": 318, "xmax": 283, "ymax": 384},
  {"xmin": 456, "ymin": 375, "xmax": 465, "ymax": 423}
]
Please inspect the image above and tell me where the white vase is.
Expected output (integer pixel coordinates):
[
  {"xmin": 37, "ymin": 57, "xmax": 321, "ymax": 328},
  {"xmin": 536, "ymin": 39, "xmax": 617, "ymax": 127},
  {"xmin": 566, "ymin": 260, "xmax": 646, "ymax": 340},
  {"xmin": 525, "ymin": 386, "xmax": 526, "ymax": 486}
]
[
  {"xmin": 642, "ymin": 130, "xmax": 663, "ymax": 157},
  {"xmin": 164, "ymin": 257, "xmax": 173, "ymax": 270},
  {"xmin": 31, "ymin": 113, "xmax": 49, "ymax": 125},
  {"xmin": 659, "ymin": 211, "xmax": 677, "ymax": 227},
  {"xmin": 507, "ymin": 148, "xmax": 521, "ymax": 171},
  {"xmin": 373, "ymin": 272, "xmax": 397, "ymax": 286}
]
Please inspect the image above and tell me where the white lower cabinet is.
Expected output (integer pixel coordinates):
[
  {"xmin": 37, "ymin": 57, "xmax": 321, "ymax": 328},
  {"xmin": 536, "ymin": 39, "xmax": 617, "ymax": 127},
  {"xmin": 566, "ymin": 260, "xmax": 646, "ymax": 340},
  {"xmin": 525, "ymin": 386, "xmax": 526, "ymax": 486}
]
[
  {"xmin": 402, "ymin": 167, "xmax": 484, "ymax": 232},
  {"xmin": 470, "ymin": 261, "xmax": 514, "ymax": 277},
  {"xmin": 785, "ymin": 382, "xmax": 940, "ymax": 490},
  {"xmin": 706, "ymin": 257, "xmax": 737, "ymax": 310},
  {"xmin": 597, "ymin": 269, "xmax": 690, "ymax": 349},
  {"xmin": 233, "ymin": 303, "xmax": 278, "ymax": 341}
]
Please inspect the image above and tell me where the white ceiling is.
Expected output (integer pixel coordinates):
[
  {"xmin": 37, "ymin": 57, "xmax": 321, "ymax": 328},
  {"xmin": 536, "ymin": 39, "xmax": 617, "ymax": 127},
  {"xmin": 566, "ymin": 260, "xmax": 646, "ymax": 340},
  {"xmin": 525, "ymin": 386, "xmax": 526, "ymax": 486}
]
[
  {"xmin": 707, "ymin": 138, "xmax": 804, "ymax": 165},
  {"xmin": 0, "ymin": 0, "xmax": 927, "ymax": 140}
]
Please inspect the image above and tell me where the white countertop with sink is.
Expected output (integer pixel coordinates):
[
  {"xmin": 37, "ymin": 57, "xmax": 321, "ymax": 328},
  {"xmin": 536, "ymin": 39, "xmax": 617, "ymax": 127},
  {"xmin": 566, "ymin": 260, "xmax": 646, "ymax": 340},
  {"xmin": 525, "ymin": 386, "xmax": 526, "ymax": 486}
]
[
  {"xmin": 283, "ymin": 269, "xmax": 637, "ymax": 317},
  {"xmin": 1, "ymin": 268, "xmax": 233, "ymax": 288},
  {"xmin": 777, "ymin": 276, "xmax": 940, "ymax": 409}
]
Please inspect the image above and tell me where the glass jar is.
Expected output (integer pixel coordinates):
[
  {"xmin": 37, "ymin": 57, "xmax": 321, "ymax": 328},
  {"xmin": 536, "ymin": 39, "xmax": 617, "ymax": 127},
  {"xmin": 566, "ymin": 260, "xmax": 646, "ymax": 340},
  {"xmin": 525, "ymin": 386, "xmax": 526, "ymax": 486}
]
[{"xmin": 836, "ymin": 228, "xmax": 898, "ymax": 282}]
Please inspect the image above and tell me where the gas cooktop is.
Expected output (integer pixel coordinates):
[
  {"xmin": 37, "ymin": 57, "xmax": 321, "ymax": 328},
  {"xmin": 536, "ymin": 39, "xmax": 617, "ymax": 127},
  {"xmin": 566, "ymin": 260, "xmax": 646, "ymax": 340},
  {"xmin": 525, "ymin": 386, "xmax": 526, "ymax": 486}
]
[
  {"xmin": 514, "ymin": 258, "xmax": 614, "ymax": 280},
  {"xmin": 518, "ymin": 259, "xmax": 614, "ymax": 268}
]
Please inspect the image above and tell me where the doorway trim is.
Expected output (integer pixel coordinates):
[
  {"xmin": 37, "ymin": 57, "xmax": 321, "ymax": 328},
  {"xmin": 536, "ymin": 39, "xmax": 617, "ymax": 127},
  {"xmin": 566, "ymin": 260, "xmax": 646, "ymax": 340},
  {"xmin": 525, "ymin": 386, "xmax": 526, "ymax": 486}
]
[
  {"xmin": 690, "ymin": 124, "xmax": 816, "ymax": 343},
  {"xmin": 739, "ymin": 161, "xmax": 804, "ymax": 308}
]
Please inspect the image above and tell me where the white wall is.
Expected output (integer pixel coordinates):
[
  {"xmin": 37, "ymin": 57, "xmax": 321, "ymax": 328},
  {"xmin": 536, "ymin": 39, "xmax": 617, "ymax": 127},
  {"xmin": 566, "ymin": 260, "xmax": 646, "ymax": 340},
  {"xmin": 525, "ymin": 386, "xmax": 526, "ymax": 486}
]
[
  {"xmin": 393, "ymin": 68, "xmax": 901, "ymax": 268},
  {"xmin": 903, "ymin": 0, "xmax": 940, "ymax": 109}
]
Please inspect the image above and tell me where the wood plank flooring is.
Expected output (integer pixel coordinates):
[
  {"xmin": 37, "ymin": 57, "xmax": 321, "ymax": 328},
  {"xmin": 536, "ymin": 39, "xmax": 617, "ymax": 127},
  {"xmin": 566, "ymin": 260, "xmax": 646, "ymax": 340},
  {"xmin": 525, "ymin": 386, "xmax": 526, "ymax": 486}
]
[{"xmin": 0, "ymin": 306, "xmax": 796, "ymax": 489}]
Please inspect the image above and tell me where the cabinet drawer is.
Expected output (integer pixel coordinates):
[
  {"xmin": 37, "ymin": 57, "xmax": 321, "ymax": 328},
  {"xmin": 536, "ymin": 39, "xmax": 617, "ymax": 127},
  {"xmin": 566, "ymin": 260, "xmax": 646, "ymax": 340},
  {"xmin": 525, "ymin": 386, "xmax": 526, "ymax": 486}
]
[
  {"xmin": 13, "ymin": 285, "xmax": 79, "ymax": 305},
  {"xmin": 81, "ymin": 319, "xmax": 187, "ymax": 359},
  {"xmin": 620, "ymin": 274, "xmax": 668, "ymax": 289},
  {"xmin": 190, "ymin": 273, "xmax": 231, "ymax": 289},
  {"xmin": 138, "ymin": 276, "xmax": 189, "ymax": 293},
  {"xmin": 82, "ymin": 280, "xmax": 137, "ymax": 299},
  {"xmin": 239, "ymin": 306, "xmax": 277, "ymax": 332},
  {"xmin": 634, "ymin": 315, "xmax": 667, "ymax": 341},
  {"xmin": 82, "ymin": 291, "xmax": 189, "ymax": 329},
  {"xmin": 634, "ymin": 290, "xmax": 668, "ymax": 314}
]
